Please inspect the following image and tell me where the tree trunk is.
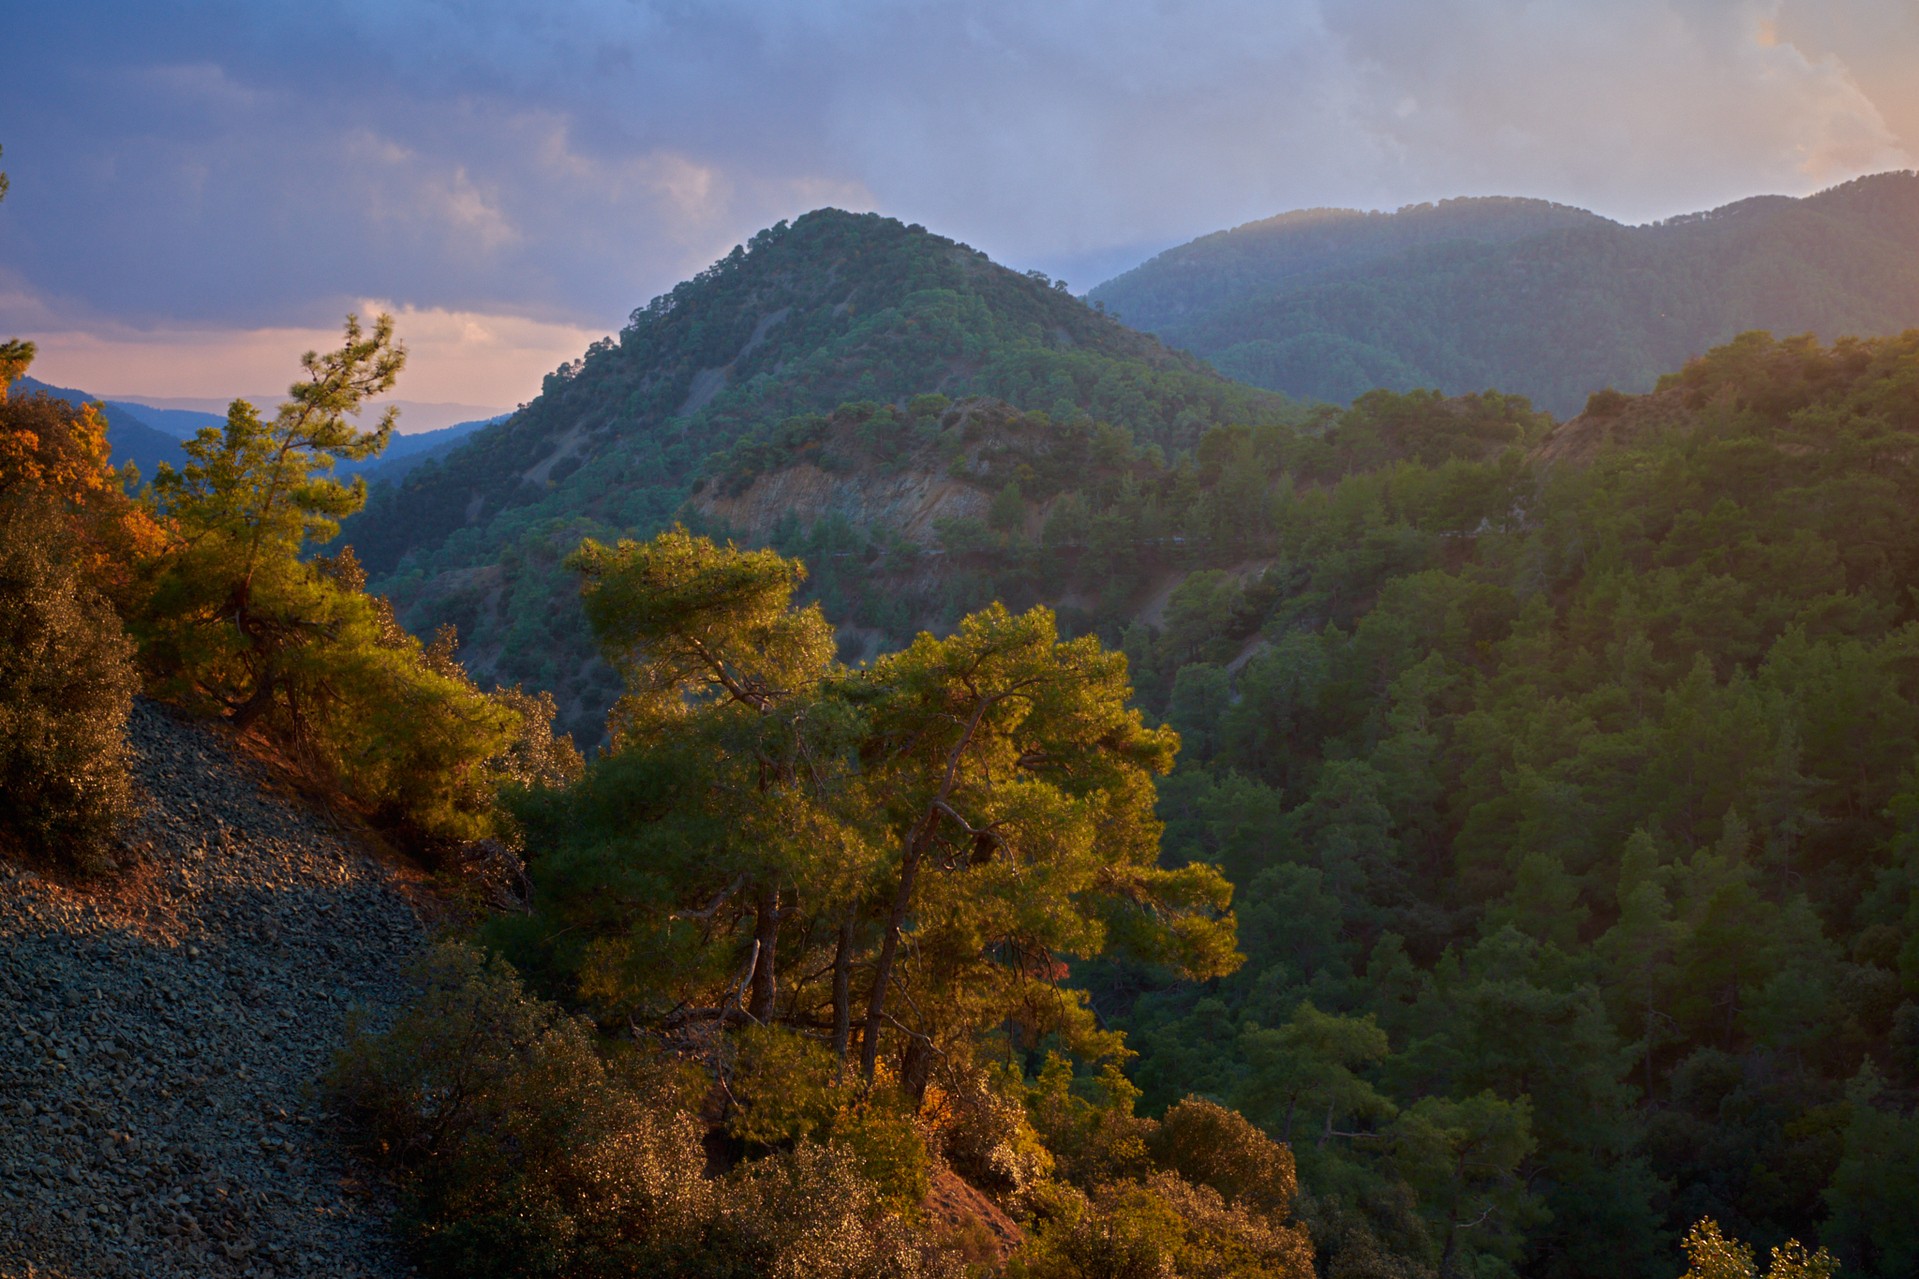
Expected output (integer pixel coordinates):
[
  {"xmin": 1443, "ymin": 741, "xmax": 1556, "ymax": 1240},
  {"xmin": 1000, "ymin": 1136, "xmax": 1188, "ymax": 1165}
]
[
  {"xmin": 831, "ymin": 919, "xmax": 854, "ymax": 1064},
  {"xmin": 747, "ymin": 887, "xmax": 780, "ymax": 1023},
  {"xmin": 229, "ymin": 676, "xmax": 277, "ymax": 731},
  {"xmin": 901, "ymin": 1036, "xmax": 934, "ymax": 1105},
  {"xmin": 859, "ymin": 698, "xmax": 988, "ymax": 1079},
  {"xmin": 860, "ymin": 848, "xmax": 921, "ymax": 1079}
]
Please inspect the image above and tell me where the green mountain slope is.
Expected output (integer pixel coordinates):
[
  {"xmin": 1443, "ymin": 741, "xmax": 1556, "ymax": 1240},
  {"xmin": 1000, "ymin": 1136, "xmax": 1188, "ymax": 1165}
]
[
  {"xmin": 1088, "ymin": 171, "xmax": 1919, "ymax": 415},
  {"xmin": 345, "ymin": 208, "xmax": 1300, "ymax": 739},
  {"xmin": 710, "ymin": 330, "xmax": 1919, "ymax": 1276}
]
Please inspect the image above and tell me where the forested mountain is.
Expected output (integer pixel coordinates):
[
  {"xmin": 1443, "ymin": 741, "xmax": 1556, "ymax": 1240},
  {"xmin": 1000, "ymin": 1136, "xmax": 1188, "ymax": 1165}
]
[
  {"xmin": 730, "ymin": 329, "xmax": 1919, "ymax": 1277},
  {"xmin": 1087, "ymin": 171, "xmax": 1919, "ymax": 414},
  {"xmin": 348, "ymin": 208, "xmax": 1301, "ymax": 740},
  {"xmin": 347, "ymin": 414, "xmax": 502, "ymax": 485}
]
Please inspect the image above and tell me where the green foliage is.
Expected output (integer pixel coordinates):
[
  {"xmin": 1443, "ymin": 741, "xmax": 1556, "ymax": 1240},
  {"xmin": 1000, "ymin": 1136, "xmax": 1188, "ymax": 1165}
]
[
  {"xmin": 1026, "ymin": 1053, "xmax": 1154, "ymax": 1190},
  {"xmin": 1148, "ymin": 1097, "xmax": 1300, "ymax": 1217},
  {"xmin": 1236, "ymin": 1002, "xmax": 1394, "ymax": 1147},
  {"xmin": 1091, "ymin": 330, "xmax": 1919, "ymax": 1277},
  {"xmin": 143, "ymin": 314, "xmax": 402, "ymax": 722},
  {"xmin": 447, "ymin": 528, "xmax": 1302, "ymax": 1275},
  {"xmin": 723, "ymin": 386, "xmax": 1535, "ymax": 679},
  {"xmin": 568, "ymin": 527, "xmax": 835, "ymax": 741},
  {"xmin": 503, "ymin": 530, "xmax": 1239, "ymax": 1102},
  {"xmin": 726, "ymin": 1024, "xmax": 841, "ymax": 1147},
  {"xmin": 0, "ymin": 491, "xmax": 137, "ymax": 868},
  {"xmin": 1821, "ymin": 1064, "xmax": 1919, "ymax": 1277},
  {"xmin": 828, "ymin": 1090, "xmax": 934, "ymax": 1214},
  {"xmin": 1388, "ymin": 1092, "xmax": 1539, "ymax": 1277}
]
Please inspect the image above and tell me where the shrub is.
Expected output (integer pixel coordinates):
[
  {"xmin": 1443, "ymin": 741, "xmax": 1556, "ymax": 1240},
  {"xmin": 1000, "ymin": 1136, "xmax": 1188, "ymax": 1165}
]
[
  {"xmin": 1026, "ymin": 1054, "xmax": 1153, "ymax": 1189},
  {"xmin": 726, "ymin": 1024, "xmax": 840, "ymax": 1147},
  {"xmin": 719, "ymin": 1141, "xmax": 957, "ymax": 1279},
  {"xmin": 828, "ymin": 1090, "xmax": 933, "ymax": 1215},
  {"xmin": 330, "ymin": 943, "xmax": 958, "ymax": 1279},
  {"xmin": 1582, "ymin": 387, "xmax": 1630, "ymax": 419},
  {"xmin": 1149, "ymin": 1097, "xmax": 1299, "ymax": 1217},
  {"xmin": 328, "ymin": 943, "xmax": 711, "ymax": 1277},
  {"xmin": 1014, "ymin": 1172, "xmax": 1315, "ymax": 1279},
  {"xmin": 0, "ymin": 492, "xmax": 137, "ymax": 869},
  {"xmin": 0, "ymin": 383, "xmax": 167, "ymax": 612},
  {"xmin": 939, "ymin": 1064, "xmax": 1055, "ymax": 1197}
]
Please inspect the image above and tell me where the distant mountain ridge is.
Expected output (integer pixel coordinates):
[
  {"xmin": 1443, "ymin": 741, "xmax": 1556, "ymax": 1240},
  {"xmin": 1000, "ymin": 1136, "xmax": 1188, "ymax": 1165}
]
[
  {"xmin": 1091, "ymin": 196, "xmax": 1608, "ymax": 332},
  {"xmin": 10, "ymin": 376, "xmax": 495, "ymax": 487},
  {"xmin": 104, "ymin": 401, "xmax": 226, "ymax": 440},
  {"xmin": 1087, "ymin": 171, "xmax": 1919, "ymax": 415}
]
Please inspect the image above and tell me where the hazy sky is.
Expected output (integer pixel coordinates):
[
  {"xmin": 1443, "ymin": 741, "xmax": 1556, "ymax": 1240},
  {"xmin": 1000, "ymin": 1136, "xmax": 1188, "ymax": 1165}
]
[{"xmin": 2, "ymin": 0, "xmax": 1914, "ymax": 416}]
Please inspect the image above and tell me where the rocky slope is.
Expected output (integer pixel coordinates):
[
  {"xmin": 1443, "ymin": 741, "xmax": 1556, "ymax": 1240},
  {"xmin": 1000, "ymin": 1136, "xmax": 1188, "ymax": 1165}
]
[{"xmin": 0, "ymin": 702, "xmax": 431, "ymax": 1279}]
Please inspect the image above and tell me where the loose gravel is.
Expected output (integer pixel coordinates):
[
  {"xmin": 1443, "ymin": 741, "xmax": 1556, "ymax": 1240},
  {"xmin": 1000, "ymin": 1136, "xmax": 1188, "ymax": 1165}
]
[{"xmin": 1, "ymin": 701, "xmax": 430, "ymax": 1279}]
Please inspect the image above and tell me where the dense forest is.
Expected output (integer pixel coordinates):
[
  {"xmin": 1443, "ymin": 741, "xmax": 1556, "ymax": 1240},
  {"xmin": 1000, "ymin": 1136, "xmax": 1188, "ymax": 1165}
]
[
  {"xmin": 1087, "ymin": 172, "xmax": 1919, "ymax": 415},
  {"xmin": 715, "ymin": 330, "xmax": 1919, "ymax": 1277},
  {"xmin": 346, "ymin": 210, "xmax": 1304, "ymax": 742}
]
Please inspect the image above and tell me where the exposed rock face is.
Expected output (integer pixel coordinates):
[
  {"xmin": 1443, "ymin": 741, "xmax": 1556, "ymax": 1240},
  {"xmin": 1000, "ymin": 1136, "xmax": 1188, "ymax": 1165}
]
[
  {"xmin": 0, "ymin": 701, "xmax": 430, "ymax": 1279},
  {"xmin": 689, "ymin": 397, "xmax": 1074, "ymax": 546},
  {"xmin": 697, "ymin": 459, "xmax": 990, "ymax": 546},
  {"xmin": 1528, "ymin": 386, "xmax": 1699, "ymax": 469}
]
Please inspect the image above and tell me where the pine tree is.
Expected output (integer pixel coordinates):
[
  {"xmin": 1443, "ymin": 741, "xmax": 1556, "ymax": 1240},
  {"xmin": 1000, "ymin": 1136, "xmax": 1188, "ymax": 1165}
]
[{"xmin": 144, "ymin": 314, "xmax": 402, "ymax": 726}]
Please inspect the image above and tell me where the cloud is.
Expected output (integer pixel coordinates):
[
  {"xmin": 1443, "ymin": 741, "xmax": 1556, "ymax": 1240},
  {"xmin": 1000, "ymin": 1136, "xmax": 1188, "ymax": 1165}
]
[
  {"xmin": 342, "ymin": 129, "xmax": 520, "ymax": 253},
  {"xmin": 12, "ymin": 286, "xmax": 601, "ymax": 412},
  {"xmin": 2, "ymin": 0, "xmax": 1916, "ymax": 401}
]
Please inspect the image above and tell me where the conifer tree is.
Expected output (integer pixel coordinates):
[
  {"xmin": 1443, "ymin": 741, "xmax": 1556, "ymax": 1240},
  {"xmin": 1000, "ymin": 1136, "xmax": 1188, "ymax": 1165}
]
[
  {"xmin": 140, "ymin": 316, "xmax": 527, "ymax": 839},
  {"xmin": 511, "ymin": 528, "xmax": 1242, "ymax": 1098},
  {"xmin": 144, "ymin": 313, "xmax": 402, "ymax": 726}
]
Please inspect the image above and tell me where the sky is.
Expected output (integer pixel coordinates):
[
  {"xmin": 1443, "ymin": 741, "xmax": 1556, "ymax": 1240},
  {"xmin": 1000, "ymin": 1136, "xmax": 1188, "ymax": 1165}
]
[{"xmin": 2, "ymin": 0, "xmax": 1915, "ymax": 421}]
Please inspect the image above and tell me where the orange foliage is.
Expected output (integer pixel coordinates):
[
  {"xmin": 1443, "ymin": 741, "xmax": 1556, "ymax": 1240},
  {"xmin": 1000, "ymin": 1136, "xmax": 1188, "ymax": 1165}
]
[{"xmin": 0, "ymin": 389, "xmax": 170, "ymax": 602}]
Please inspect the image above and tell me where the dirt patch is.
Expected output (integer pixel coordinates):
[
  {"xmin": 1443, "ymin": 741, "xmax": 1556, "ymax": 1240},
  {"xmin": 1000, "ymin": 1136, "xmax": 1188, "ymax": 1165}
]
[
  {"xmin": 1529, "ymin": 386, "xmax": 1700, "ymax": 469},
  {"xmin": 924, "ymin": 1166, "xmax": 1024, "ymax": 1268}
]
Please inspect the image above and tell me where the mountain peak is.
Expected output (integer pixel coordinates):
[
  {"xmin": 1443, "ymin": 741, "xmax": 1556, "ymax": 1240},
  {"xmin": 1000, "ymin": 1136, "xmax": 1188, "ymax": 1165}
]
[{"xmin": 343, "ymin": 210, "xmax": 1297, "ymax": 739}]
